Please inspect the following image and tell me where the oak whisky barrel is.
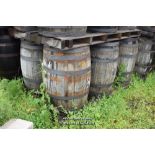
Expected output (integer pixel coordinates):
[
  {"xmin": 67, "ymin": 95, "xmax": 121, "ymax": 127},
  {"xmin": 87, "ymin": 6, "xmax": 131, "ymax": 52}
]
[
  {"xmin": 90, "ymin": 42, "xmax": 119, "ymax": 97},
  {"xmin": 119, "ymin": 38, "xmax": 138, "ymax": 86},
  {"xmin": 42, "ymin": 46, "xmax": 91, "ymax": 111},
  {"xmin": 20, "ymin": 40, "xmax": 43, "ymax": 89}
]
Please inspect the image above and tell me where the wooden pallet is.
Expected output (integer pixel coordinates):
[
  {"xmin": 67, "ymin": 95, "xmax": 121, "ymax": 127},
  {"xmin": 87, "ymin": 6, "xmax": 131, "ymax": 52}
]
[
  {"xmin": 9, "ymin": 28, "xmax": 141, "ymax": 49},
  {"xmin": 8, "ymin": 28, "xmax": 42, "ymax": 44},
  {"xmin": 40, "ymin": 29, "xmax": 141, "ymax": 49}
]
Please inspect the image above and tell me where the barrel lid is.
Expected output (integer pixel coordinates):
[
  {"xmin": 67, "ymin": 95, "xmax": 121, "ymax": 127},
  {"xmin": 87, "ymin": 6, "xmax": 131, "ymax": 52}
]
[
  {"xmin": 94, "ymin": 41, "xmax": 119, "ymax": 47},
  {"xmin": 44, "ymin": 44, "xmax": 90, "ymax": 53},
  {"xmin": 120, "ymin": 37, "xmax": 138, "ymax": 44}
]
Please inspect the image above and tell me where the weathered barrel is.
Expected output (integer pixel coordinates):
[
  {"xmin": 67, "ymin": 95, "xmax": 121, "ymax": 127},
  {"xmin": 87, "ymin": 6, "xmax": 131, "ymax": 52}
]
[
  {"xmin": 87, "ymin": 26, "xmax": 118, "ymax": 33},
  {"xmin": 135, "ymin": 37, "xmax": 153, "ymax": 75},
  {"xmin": 20, "ymin": 40, "xmax": 43, "ymax": 89},
  {"xmin": 14, "ymin": 26, "xmax": 38, "ymax": 32},
  {"xmin": 118, "ymin": 26, "xmax": 136, "ymax": 30},
  {"xmin": 119, "ymin": 38, "xmax": 138, "ymax": 85},
  {"xmin": 42, "ymin": 46, "xmax": 91, "ymax": 111},
  {"xmin": 0, "ymin": 35, "xmax": 20, "ymax": 79},
  {"xmin": 38, "ymin": 26, "xmax": 87, "ymax": 33},
  {"xmin": 90, "ymin": 42, "xmax": 119, "ymax": 97}
]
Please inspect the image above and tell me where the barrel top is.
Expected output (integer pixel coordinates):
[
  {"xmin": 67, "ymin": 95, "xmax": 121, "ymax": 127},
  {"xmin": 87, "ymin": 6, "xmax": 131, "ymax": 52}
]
[
  {"xmin": 120, "ymin": 37, "xmax": 138, "ymax": 44},
  {"xmin": 94, "ymin": 41, "xmax": 119, "ymax": 47},
  {"xmin": 44, "ymin": 45, "xmax": 90, "ymax": 53}
]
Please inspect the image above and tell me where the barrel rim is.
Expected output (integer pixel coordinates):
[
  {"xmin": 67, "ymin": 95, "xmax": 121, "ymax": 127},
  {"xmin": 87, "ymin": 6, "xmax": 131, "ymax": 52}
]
[
  {"xmin": 43, "ymin": 45, "xmax": 90, "ymax": 53},
  {"xmin": 120, "ymin": 37, "xmax": 138, "ymax": 44},
  {"xmin": 92, "ymin": 41, "xmax": 119, "ymax": 47}
]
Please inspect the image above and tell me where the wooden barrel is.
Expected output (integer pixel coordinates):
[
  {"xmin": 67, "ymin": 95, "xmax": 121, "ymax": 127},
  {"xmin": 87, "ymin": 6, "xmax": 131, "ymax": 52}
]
[
  {"xmin": 0, "ymin": 35, "xmax": 20, "ymax": 79},
  {"xmin": 14, "ymin": 26, "xmax": 38, "ymax": 32},
  {"xmin": 135, "ymin": 51, "xmax": 154, "ymax": 76},
  {"xmin": 135, "ymin": 37, "xmax": 153, "ymax": 75},
  {"xmin": 119, "ymin": 38, "xmax": 138, "ymax": 85},
  {"xmin": 38, "ymin": 26, "xmax": 87, "ymax": 33},
  {"xmin": 90, "ymin": 42, "xmax": 119, "ymax": 97},
  {"xmin": 42, "ymin": 46, "xmax": 91, "ymax": 111},
  {"xmin": 87, "ymin": 26, "xmax": 118, "ymax": 33},
  {"xmin": 20, "ymin": 40, "xmax": 43, "ymax": 89}
]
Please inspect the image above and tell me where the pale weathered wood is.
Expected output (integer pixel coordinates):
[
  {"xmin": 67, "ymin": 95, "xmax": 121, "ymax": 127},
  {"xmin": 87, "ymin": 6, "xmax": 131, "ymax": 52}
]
[
  {"xmin": 135, "ymin": 37, "xmax": 153, "ymax": 75},
  {"xmin": 42, "ymin": 46, "xmax": 91, "ymax": 111},
  {"xmin": 20, "ymin": 40, "xmax": 43, "ymax": 89},
  {"xmin": 40, "ymin": 29, "xmax": 141, "ymax": 50},
  {"xmin": 119, "ymin": 38, "xmax": 138, "ymax": 84},
  {"xmin": 9, "ymin": 28, "xmax": 42, "ymax": 44},
  {"xmin": 90, "ymin": 42, "xmax": 119, "ymax": 96}
]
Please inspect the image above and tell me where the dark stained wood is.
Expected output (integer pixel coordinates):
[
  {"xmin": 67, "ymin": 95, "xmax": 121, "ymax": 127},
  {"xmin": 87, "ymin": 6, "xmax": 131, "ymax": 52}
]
[{"xmin": 0, "ymin": 35, "xmax": 20, "ymax": 79}]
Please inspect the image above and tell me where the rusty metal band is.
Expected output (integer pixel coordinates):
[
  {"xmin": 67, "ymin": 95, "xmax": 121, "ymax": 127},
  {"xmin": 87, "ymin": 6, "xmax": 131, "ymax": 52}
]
[
  {"xmin": 0, "ymin": 53, "xmax": 19, "ymax": 58},
  {"xmin": 49, "ymin": 54, "xmax": 90, "ymax": 61},
  {"xmin": 23, "ymin": 77, "xmax": 42, "ymax": 84},
  {"xmin": 20, "ymin": 55, "xmax": 42, "ymax": 62},
  {"xmin": 50, "ymin": 92, "xmax": 88, "ymax": 100},
  {"xmin": 43, "ymin": 66, "xmax": 91, "ymax": 76},
  {"xmin": 91, "ymin": 58, "xmax": 118, "ymax": 63},
  {"xmin": 120, "ymin": 54, "xmax": 137, "ymax": 58},
  {"xmin": 90, "ymin": 83, "xmax": 113, "ymax": 88}
]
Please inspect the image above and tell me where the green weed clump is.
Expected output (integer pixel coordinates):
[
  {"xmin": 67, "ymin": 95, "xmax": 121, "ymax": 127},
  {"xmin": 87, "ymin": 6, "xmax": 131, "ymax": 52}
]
[
  {"xmin": 0, "ymin": 71, "xmax": 155, "ymax": 129},
  {"xmin": 0, "ymin": 79, "xmax": 58, "ymax": 128},
  {"xmin": 61, "ymin": 72, "xmax": 155, "ymax": 129}
]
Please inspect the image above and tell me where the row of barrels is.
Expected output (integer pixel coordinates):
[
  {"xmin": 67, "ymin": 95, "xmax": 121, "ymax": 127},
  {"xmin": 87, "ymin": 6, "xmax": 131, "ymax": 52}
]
[
  {"xmin": 0, "ymin": 26, "xmax": 154, "ymax": 111},
  {"xmin": 20, "ymin": 38, "xmax": 139, "ymax": 110}
]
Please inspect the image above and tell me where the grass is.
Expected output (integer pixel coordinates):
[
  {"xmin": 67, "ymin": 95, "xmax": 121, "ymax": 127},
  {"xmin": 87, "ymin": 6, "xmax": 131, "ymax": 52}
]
[{"xmin": 0, "ymin": 72, "xmax": 155, "ymax": 129}]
